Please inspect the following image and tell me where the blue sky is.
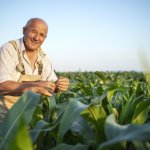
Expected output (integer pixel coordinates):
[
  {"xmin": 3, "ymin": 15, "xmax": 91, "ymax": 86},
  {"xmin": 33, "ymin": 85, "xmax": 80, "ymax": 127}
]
[{"xmin": 0, "ymin": 0, "xmax": 150, "ymax": 72}]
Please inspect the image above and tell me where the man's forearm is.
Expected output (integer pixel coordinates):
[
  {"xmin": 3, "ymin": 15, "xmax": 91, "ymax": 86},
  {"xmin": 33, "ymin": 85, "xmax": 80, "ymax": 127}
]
[
  {"xmin": 0, "ymin": 80, "xmax": 56, "ymax": 96},
  {"xmin": 0, "ymin": 80, "xmax": 22, "ymax": 95},
  {"xmin": 0, "ymin": 80, "xmax": 37, "ymax": 96}
]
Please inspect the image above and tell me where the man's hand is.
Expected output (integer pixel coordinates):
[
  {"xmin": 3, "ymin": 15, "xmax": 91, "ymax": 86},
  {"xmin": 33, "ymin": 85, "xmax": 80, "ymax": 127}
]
[
  {"xmin": 55, "ymin": 77, "xmax": 69, "ymax": 92},
  {"xmin": 23, "ymin": 86, "xmax": 53, "ymax": 96},
  {"xmin": 22, "ymin": 81, "xmax": 56, "ymax": 96},
  {"xmin": 34, "ymin": 81, "xmax": 56, "ymax": 92}
]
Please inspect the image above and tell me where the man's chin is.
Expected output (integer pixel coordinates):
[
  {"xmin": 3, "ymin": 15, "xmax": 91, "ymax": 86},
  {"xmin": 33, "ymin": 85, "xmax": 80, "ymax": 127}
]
[{"xmin": 27, "ymin": 45, "xmax": 40, "ymax": 51}]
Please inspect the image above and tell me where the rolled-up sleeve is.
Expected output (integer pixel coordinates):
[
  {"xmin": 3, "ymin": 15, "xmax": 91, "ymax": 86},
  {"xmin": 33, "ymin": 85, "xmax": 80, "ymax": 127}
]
[{"xmin": 0, "ymin": 44, "xmax": 16, "ymax": 83}]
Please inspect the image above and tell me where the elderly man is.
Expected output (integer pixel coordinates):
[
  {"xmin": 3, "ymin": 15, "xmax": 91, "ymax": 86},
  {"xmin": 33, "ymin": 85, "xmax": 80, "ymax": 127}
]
[{"xmin": 0, "ymin": 18, "xmax": 69, "ymax": 123}]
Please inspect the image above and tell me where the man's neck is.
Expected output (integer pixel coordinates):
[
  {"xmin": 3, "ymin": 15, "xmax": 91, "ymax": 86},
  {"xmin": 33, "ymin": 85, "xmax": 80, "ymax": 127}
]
[{"xmin": 25, "ymin": 50, "xmax": 38, "ymax": 70}]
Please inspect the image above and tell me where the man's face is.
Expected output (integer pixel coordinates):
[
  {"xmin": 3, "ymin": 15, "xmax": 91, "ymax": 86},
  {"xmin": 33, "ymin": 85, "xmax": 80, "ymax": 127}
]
[{"xmin": 23, "ymin": 20, "xmax": 48, "ymax": 51}]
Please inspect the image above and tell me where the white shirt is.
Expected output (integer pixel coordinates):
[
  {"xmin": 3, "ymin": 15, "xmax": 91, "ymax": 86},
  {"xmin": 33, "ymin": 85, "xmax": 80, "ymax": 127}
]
[{"xmin": 0, "ymin": 38, "xmax": 58, "ymax": 83}]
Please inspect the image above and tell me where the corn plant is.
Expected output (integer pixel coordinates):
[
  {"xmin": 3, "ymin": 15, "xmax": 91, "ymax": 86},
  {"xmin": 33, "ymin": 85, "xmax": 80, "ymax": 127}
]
[{"xmin": 0, "ymin": 71, "xmax": 150, "ymax": 150}]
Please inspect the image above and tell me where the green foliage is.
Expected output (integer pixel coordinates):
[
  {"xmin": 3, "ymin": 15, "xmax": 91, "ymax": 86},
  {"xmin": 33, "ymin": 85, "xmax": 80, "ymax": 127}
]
[
  {"xmin": 8, "ymin": 119, "xmax": 33, "ymax": 150},
  {"xmin": 0, "ymin": 92, "xmax": 40, "ymax": 150},
  {"xmin": 0, "ymin": 71, "xmax": 150, "ymax": 150},
  {"xmin": 99, "ymin": 114, "xmax": 150, "ymax": 150},
  {"xmin": 81, "ymin": 105, "xmax": 106, "ymax": 144}
]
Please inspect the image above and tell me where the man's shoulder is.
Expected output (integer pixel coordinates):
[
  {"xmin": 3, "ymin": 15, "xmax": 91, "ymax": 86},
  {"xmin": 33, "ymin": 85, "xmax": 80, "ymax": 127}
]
[
  {"xmin": 0, "ymin": 41, "xmax": 12, "ymax": 52},
  {"xmin": 0, "ymin": 39, "xmax": 20, "ymax": 55},
  {"xmin": 0, "ymin": 38, "xmax": 23, "ymax": 52},
  {"xmin": 1, "ymin": 38, "xmax": 21, "ymax": 49},
  {"xmin": 8, "ymin": 38, "xmax": 23, "ymax": 47}
]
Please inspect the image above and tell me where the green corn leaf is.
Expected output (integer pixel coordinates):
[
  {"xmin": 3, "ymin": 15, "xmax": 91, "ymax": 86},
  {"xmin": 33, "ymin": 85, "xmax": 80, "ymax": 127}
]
[
  {"xmin": 52, "ymin": 143, "xmax": 89, "ymax": 150},
  {"xmin": 57, "ymin": 99, "xmax": 88, "ymax": 143},
  {"xmin": 81, "ymin": 105, "xmax": 106, "ymax": 144},
  {"xmin": 71, "ymin": 116, "xmax": 96, "ymax": 145},
  {"xmin": 132, "ymin": 100, "xmax": 150, "ymax": 124},
  {"xmin": 8, "ymin": 119, "xmax": 33, "ymax": 150},
  {"xmin": 119, "ymin": 97, "xmax": 137, "ymax": 125},
  {"xmin": 30, "ymin": 119, "xmax": 49, "ymax": 143},
  {"xmin": 99, "ymin": 114, "xmax": 150, "ymax": 150},
  {"xmin": 0, "ymin": 91, "xmax": 40, "ymax": 150}
]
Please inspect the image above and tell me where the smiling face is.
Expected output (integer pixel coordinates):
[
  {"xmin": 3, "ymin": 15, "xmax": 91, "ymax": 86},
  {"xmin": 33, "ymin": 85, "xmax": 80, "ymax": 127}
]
[{"xmin": 23, "ymin": 19, "xmax": 48, "ymax": 51}]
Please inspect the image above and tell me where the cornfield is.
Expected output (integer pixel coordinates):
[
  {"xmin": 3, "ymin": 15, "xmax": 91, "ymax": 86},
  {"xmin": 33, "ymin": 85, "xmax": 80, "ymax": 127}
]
[{"xmin": 0, "ymin": 71, "xmax": 150, "ymax": 150}]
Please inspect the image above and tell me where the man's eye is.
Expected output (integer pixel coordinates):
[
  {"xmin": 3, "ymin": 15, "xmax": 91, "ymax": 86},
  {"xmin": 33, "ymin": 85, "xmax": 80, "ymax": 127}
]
[
  {"xmin": 40, "ymin": 34, "xmax": 46, "ymax": 38},
  {"xmin": 32, "ymin": 30, "xmax": 37, "ymax": 34}
]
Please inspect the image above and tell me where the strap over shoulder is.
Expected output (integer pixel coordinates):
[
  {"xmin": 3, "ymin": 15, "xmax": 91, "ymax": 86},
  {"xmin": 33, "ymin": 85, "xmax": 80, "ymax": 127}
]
[
  {"xmin": 9, "ymin": 40, "xmax": 25, "ymax": 75},
  {"xmin": 9, "ymin": 40, "xmax": 43, "ymax": 75}
]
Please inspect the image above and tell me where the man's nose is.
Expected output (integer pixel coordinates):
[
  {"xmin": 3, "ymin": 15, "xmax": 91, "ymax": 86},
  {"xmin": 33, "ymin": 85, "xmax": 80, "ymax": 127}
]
[{"xmin": 33, "ymin": 34, "xmax": 40, "ymax": 41}]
